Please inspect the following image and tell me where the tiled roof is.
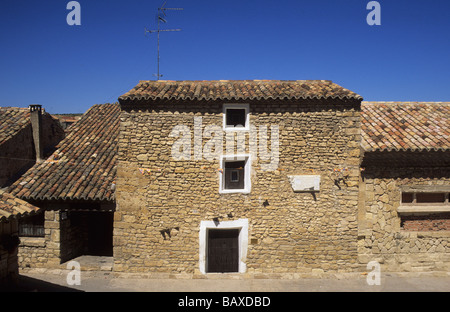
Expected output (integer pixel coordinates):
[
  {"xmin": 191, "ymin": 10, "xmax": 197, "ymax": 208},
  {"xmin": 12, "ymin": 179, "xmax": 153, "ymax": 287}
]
[
  {"xmin": 361, "ymin": 102, "xmax": 450, "ymax": 152},
  {"xmin": 9, "ymin": 104, "xmax": 119, "ymax": 202},
  {"xmin": 6, "ymin": 100, "xmax": 448, "ymax": 204},
  {"xmin": 0, "ymin": 107, "xmax": 31, "ymax": 146},
  {"xmin": 0, "ymin": 190, "xmax": 40, "ymax": 222},
  {"xmin": 119, "ymin": 80, "xmax": 363, "ymax": 103}
]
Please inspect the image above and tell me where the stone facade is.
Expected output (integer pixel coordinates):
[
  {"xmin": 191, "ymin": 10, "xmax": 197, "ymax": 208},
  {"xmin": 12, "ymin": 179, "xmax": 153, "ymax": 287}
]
[
  {"xmin": 114, "ymin": 99, "xmax": 362, "ymax": 275},
  {"xmin": 18, "ymin": 210, "xmax": 61, "ymax": 269},
  {"xmin": 0, "ymin": 124, "xmax": 35, "ymax": 188},
  {"xmin": 358, "ymin": 165, "xmax": 450, "ymax": 272}
]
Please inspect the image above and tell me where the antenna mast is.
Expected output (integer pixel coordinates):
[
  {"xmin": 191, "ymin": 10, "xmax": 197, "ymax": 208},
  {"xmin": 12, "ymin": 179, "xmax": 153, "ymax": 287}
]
[{"xmin": 145, "ymin": 1, "xmax": 183, "ymax": 80}]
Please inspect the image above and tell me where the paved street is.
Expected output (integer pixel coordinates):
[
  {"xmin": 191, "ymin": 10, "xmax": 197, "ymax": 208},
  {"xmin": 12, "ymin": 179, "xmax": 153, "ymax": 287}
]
[{"xmin": 7, "ymin": 270, "xmax": 450, "ymax": 292}]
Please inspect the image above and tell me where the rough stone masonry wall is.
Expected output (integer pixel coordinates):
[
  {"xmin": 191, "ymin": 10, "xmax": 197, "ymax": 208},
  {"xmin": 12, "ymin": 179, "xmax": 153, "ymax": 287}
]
[
  {"xmin": 358, "ymin": 167, "xmax": 450, "ymax": 272},
  {"xmin": 18, "ymin": 209, "xmax": 61, "ymax": 269},
  {"xmin": 115, "ymin": 99, "xmax": 361, "ymax": 276},
  {"xmin": 0, "ymin": 124, "xmax": 35, "ymax": 188}
]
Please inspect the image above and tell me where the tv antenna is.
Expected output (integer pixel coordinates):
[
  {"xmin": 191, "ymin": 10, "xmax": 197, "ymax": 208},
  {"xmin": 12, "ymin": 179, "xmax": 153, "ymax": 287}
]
[{"xmin": 145, "ymin": 1, "xmax": 183, "ymax": 80}]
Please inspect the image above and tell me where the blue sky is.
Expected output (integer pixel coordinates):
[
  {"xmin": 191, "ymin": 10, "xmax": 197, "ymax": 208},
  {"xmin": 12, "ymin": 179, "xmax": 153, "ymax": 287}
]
[{"xmin": 0, "ymin": 0, "xmax": 449, "ymax": 113}]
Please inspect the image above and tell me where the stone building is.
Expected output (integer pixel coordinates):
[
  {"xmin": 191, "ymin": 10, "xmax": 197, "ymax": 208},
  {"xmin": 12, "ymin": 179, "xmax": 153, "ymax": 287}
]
[
  {"xmin": 115, "ymin": 80, "xmax": 363, "ymax": 275},
  {"xmin": 0, "ymin": 190, "xmax": 40, "ymax": 287},
  {"xmin": 8, "ymin": 104, "xmax": 119, "ymax": 269},
  {"xmin": 359, "ymin": 101, "xmax": 450, "ymax": 272},
  {"xmin": 0, "ymin": 105, "xmax": 65, "ymax": 188},
  {"xmin": 6, "ymin": 81, "xmax": 449, "ymax": 277}
]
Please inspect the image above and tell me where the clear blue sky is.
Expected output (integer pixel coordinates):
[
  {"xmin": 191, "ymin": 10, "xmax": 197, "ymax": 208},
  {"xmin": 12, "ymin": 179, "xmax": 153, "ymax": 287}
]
[{"xmin": 0, "ymin": 0, "xmax": 449, "ymax": 113}]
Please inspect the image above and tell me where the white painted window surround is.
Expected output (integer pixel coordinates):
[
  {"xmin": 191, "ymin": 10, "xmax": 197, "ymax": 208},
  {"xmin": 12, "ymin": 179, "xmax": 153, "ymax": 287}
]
[
  {"xmin": 199, "ymin": 219, "xmax": 249, "ymax": 274},
  {"xmin": 219, "ymin": 154, "xmax": 251, "ymax": 194},
  {"xmin": 223, "ymin": 103, "xmax": 250, "ymax": 131}
]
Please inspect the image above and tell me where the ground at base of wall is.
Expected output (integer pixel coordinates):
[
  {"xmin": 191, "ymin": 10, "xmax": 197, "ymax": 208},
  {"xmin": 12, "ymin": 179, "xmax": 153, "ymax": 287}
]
[
  {"xmin": 12, "ymin": 269, "xmax": 450, "ymax": 292},
  {"xmin": 19, "ymin": 266, "xmax": 450, "ymax": 280}
]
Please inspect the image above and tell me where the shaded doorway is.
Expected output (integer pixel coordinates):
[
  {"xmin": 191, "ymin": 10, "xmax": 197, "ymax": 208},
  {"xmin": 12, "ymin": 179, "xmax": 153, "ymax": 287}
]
[
  {"xmin": 60, "ymin": 209, "xmax": 114, "ymax": 263},
  {"xmin": 207, "ymin": 229, "xmax": 239, "ymax": 273},
  {"xmin": 87, "ymin": 212, "xmax": 113, "ymax": 256}
]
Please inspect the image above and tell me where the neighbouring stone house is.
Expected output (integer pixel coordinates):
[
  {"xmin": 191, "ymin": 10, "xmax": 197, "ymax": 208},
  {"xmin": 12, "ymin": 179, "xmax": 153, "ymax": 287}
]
[
  {"xmin": 0, "ymin": 190, "xmax": 40, "ymax": 287},
  {"xmin": 358, "ymin": 101, "xmax": 450, "ymax": 272},
  {"xmin": 0, "ymin": 105, "xmax": 65, "ymax": 188},
  {"xmin": 8, "ymin": 104, "xmax": 119, "ymax": 269},
  {"xmin": 6, "ymin": 81, "xmax": 449, "ymax": 277}
]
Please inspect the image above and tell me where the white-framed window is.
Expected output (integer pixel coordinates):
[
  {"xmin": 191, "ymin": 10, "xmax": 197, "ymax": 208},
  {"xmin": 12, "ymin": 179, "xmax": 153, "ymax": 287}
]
[
  {"xmin": 223, "ymin": 104, "xmax": 250, "ymax": 131},
  {"xmin": 219, "ymin": 154, "xmax": 251, "ymax": 194},
  {"xmin": 199, "ymin": 219, "xmax": 248, "ymax": 274}
]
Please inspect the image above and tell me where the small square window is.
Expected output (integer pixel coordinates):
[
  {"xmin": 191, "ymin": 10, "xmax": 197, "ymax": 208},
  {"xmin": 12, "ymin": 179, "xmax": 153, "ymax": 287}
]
[
  {"xmin": 223, "ymin": 104, "xmax": 249, "ymax": 131},
  {"xmin": 220, "ymin": 155, "xmax": 251, "ymax": 194},
  {"xmin": 226, "ymin": 109, "xmax": 246, "ymax": 128}
]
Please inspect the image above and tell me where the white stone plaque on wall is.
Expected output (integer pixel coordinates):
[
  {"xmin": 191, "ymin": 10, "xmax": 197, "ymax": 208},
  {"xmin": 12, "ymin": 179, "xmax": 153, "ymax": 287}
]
[{"xmin": 288, "ymin": 175, "xmax": 320, "ymax": 192}]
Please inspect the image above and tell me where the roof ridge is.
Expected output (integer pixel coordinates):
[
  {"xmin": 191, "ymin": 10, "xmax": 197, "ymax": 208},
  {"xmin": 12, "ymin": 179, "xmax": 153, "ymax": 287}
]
[
  {"xmin": 119, "ymin": 80, "xmax": 362, "ymax": 102},
  {"xmin": 137, "ymin": 79, "xmax": 333, "ymax": 83}
]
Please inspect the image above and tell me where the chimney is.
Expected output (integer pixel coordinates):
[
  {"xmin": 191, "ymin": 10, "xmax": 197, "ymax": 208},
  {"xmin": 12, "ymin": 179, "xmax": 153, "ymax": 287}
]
[{"xmin": 29, "ymin": 104, "xmax": 43, "ymax": 163}]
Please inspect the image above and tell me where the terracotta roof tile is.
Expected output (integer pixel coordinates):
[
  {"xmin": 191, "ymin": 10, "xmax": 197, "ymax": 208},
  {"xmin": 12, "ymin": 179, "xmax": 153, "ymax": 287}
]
[
  {"xmin": 361, "ymin": 102, "xmax": 450, "ymax": 152},
  {"xmin": 0, "ymin": 107, "xmax": 31, "ymax": 146},
  {"xmin": 0, "ymin": 190, "xmax": 40, "ymax": 222},
  {"xmin": 119, "ymin": 80, "xmax": 363, "ymax": 103},
  {"xmin": 9, "ymin": 104, "xmax": 119, "ymax": 202}
]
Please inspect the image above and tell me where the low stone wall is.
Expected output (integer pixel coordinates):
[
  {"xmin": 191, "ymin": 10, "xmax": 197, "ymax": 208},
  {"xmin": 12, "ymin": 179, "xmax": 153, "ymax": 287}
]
[{"xmin": 18, "ymin": 237, "xmax": 46, "ymax": 269}]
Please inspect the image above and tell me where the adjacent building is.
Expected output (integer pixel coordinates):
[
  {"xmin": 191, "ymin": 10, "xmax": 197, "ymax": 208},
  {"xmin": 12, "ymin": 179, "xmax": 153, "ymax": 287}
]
[
  {"xmin": 0, "ymin": 190, "xmax": 40, "ymax": 287},
  {"xmin": 9, "ymin": 104, "xmax": 119, "ymax": 269},
  {"xmin": 0, "ymin": 105, "xmax": 65, "ymax": 188},
  {"xmin": 359, "ymin": 101, "xmax": 450, "ymax": 272}
]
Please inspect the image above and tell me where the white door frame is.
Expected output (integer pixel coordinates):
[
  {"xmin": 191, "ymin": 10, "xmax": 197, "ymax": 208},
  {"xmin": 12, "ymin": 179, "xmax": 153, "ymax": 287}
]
[{"xmin": 199, "ymin": 219, "xmax": 249, "ymax": 274}]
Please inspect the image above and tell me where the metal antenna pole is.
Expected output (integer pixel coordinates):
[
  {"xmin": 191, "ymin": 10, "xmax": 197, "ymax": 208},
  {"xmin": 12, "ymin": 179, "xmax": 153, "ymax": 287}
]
[
  {"xmin": 157, "ymin": 11, "xmax": 161, "ymax": 80},
  {"xmin": 145, "ymin": 2, "xmax": 183, "ymax": 80}
]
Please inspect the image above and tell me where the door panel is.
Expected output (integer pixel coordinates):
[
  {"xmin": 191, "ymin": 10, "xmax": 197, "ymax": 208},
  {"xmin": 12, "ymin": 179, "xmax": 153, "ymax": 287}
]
[{"xmin": 207, "ymin": 229, "xmax": 239, "ymax": 273}]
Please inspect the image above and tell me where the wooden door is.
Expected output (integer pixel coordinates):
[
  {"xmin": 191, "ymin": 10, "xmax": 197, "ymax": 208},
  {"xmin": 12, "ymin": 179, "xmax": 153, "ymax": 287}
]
[{"xmin": 207, "ymin": 229, "xmax": 239, "ymax": 273}]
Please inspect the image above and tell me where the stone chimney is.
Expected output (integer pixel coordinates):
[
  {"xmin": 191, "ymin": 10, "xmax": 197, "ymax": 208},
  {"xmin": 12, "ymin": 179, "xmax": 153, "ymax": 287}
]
[{"xmin": 29, "ymin": 104, "xmax": 43, "ymax": 163}]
